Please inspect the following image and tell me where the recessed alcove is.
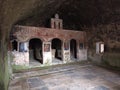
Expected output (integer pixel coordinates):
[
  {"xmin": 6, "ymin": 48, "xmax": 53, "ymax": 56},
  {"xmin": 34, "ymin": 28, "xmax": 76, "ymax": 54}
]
[{"xmin": 29, "ymin": 38, "xmax": 43, "ymax": 64}]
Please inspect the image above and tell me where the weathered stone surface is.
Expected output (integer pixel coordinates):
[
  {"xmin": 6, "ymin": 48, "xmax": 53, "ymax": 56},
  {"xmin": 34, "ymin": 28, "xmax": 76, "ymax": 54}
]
[
  {"xmin": 12, "ymin": 51, "xmax": 29, "ymax": 66},
  {"xmin": 11, "ymin": 23, "xmax": 87, "ymax": 66},
  {"xmin": 27, "ymin": 77, "xmax": 45, "ymax": 88},
  {"xmin": 92, "ymin": 86, "xmax": 109, "ymax": 90},
  {"xmin": 9, "ymin": 64, "xmax": 120, "ymax": 90},
  {"xmin": 14, "ymin": 25, "xmax": 86, "ymax": 42},
  {"xmin": 0, "ymin": 0, "xmax": 120, "ymax": 89}
]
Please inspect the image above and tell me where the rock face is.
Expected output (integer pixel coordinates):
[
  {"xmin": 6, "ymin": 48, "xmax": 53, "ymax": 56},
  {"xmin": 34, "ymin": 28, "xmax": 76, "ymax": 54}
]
[
  {"xmin": 85, "ymin": 24, "xmax": 120, "ymax": 51},
  {"xmin": 1, "ymin": 0, "xmax": 119, "ymax": 47},
  {"xmin": 0, "ymin": 0, "xmax": 120, "ymax": 89},
  {"xmin": 0, "ymin": 0, "xmax": 120, "ymax": 38}
]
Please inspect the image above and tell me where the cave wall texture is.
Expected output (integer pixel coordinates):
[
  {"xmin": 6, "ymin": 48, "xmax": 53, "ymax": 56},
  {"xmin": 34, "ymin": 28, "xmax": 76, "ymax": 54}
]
[{"xmin": 0, "ymin": 0, "xmax": 120, "ymax": 89}]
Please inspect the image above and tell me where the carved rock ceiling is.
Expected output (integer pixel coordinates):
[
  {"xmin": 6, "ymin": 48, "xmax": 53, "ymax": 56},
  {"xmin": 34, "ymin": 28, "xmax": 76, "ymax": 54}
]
[{"xmin": 0, "ymin": 0, "xmax": 120, "ymax": 38}]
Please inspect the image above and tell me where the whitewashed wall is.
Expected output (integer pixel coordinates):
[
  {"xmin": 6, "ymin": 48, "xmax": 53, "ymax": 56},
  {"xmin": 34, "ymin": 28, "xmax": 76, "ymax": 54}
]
[{"xmin": 63, "ymin": 50, "xmax": 70, "ymax": 63}]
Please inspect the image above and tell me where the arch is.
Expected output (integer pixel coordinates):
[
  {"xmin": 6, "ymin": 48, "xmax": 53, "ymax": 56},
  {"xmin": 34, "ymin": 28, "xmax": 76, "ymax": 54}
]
[
  {"xmin": 27, "ymin": 36, "xmax": 44, "ymax": 42},
  {"xmin": 11, "ymin": 40, "xmax": 18, "ymax": 51},
  {"xmin": 70, "ymin": 39, "xmax": 77, "ymax": 59},
  {"xmin": 51, "ymin": 38, "xmax": 62, "ymax": 60},
  {"xmin": 29, "ymin": 38, "xmax": 43, "ymax": 64},
  {"xmin": 50, "ymin": 37, "xmax": 63, "ymax": 42}
]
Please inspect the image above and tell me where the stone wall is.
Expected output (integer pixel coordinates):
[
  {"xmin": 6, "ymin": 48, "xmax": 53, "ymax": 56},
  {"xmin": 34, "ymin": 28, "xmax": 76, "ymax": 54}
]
[
  {"xmin": 10, "ymin": 25, "xmax": 87, "ymax": 66},
  {"xmin": 12, "ymin": 51, "xmax": 29, "ymax": 66},
  {"xmin": 13, "ymin": 25, "xmax": 86, "ymax": 42},
  {"xmin": 85, "ymin": 24, "xmax": 120, "ymax": 67},
  {"xmin": 85, "ymin": 24, "xmax": 120, "ymax": 51}
]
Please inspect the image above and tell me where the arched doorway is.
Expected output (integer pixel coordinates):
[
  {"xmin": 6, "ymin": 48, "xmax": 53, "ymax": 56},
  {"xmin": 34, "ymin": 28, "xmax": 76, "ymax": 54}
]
[
  {"xmin": 11, "ymin": 40, "xmax": 18, "ymax": 51},
  {"xmin": 70, "ymin": 39, "xmax": 77, "ymax": 59},
  {"xmin": 29, "ymin": 38, "xmax": 43, "ymax": 64},
  {"xmin": 52, "ymin": 38, "xmax": 62, "ymax": 61}
]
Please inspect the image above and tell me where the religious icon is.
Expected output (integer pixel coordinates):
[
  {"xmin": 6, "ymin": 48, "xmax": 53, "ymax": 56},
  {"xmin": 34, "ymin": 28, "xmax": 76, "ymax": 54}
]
[
  {"xmin": 19, "ymin": 42, "xmax": 28, "ymax": 52},
  {"xmin": 44, "ymin": 44, "xmax": 50, "ymax": 52},
  {"xmin": 64, "ymin": 41, "xmax": 69, "ymax": 50}
]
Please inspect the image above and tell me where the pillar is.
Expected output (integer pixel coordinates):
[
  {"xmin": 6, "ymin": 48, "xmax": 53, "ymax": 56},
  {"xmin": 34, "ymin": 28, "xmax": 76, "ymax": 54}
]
[{"xmin": 43, "ymin": 42, "xmax": 52, "ymax": 65}]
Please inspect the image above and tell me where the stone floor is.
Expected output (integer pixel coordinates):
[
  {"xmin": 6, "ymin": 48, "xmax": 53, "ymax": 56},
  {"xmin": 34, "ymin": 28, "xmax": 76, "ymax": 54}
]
[
  {"xmin": 29, "ymin": 57, "xmax": 77, "ymax": 67},
  {"xmin": 29, "ymin": 59, "xmax": 42, "ymax": 67},
  {"xmin": 29, "ymin": 58, "xmax": 63, "ymax": 67},
  {"xmin": 9, "ymin": 64, "xmax": 120, "ymax": 90},
  {"xmin": 52, "ymin": 58, "xmax": 63, "ymax": 65}
]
